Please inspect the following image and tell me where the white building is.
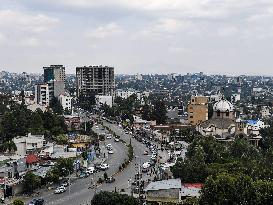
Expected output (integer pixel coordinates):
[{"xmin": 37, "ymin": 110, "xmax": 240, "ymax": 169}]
[
  {"xmin": 27, "ymin": 103, "xmax": 47, "ymax": 112},
  {"xmin": 35, "ymin": 83, "xmax": 50, "ymax": 106},
  {"xmin": 13, "ymin": 133, "xmax": 45, "ymax": 156},
  {"xmin": 115, "ymin": 89, "xmax": 149, "ymax": 104},
  {"xmin": 58, "ymin": 94, "xmax": 73, "ymax": 111},
  {"xmin": 115, "ymin": 89, "xmax": 137, "ymax": 99},
  {"xmin": 261, "ymin": 106, "xmax": 271, "ymax": 118},
  {"xmin": 95, "ymin": 95, "xmax": 113, "ymax": 107}
]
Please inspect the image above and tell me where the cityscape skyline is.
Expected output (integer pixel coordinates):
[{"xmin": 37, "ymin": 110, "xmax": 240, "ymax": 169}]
[{"xmin": 1, "ymin": 1, "xmax": 273, "ymax": 75}]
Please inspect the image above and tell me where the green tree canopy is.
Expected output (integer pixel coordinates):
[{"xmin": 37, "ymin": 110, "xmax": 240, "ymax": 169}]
[{"xmin": 91, "ymin": 191, "xmax": 139, "ymax": 205}]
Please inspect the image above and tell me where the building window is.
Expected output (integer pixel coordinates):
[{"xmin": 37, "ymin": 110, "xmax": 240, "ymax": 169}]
[
  {"xmin": 226, "ymin": 112, "xmax": 229, "ymax": 117},
  {"xmin": 217, "ymin": 110, "xmax": 220, "ymax": 117},
  {"xmin": 192, "ymin": 99, "xmax": 195, "ymax": 103}
]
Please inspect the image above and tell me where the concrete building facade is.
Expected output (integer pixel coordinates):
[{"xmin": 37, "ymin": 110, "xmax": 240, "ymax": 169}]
[
  {"xmin": 43, "ymin": 65, "xmax": 66, "ymax": 83},
  {"xmin": 76, "ymin": 65, "xmax": 115, "ymax": 97},
  {"xmin": 58, "ymin": 94, "xmax": 73, "ymax": 111},
  {"xmin": 35, "ymin": 83, "xmax": 50, "ymax": 106},
  {"xmin": 188, "ymin": 96, "xmax": 208, "ymax": 125}
]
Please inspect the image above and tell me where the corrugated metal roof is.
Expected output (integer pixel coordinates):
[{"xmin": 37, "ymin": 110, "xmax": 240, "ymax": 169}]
[{"xmin": 145, "ymin": 179, "xmax": 181, "ymax": 191}]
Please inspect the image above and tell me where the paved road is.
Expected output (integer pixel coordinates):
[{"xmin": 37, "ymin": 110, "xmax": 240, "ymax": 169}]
[{"xmin": 24, "ymin": 121, "xmax": 152, "ymax": 205}]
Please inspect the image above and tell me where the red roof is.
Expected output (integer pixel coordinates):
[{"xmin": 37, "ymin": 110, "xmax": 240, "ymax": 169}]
[
  {"xmin": 182, "ymin": 183, "xmax": 204, "ymax": 189},
  {"xmin": 26, "ymin": 154, "xmax": 39, "ymax": 164}
]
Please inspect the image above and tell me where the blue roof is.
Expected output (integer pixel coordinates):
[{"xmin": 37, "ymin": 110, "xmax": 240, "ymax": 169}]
[{"xmin": 245, "ymin": 120, "xmax": 258, "ymax": 125}]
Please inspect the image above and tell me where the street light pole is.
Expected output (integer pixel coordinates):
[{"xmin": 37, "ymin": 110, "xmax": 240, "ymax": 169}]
[{"xmin": 68, "ymin": 170, "xmax": 71, "ymax": 196}]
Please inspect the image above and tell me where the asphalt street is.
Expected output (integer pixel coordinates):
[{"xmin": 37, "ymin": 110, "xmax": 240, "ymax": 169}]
[{"xmin": 24, "ymin": 121, "xmax": 152, "ymax": 205}]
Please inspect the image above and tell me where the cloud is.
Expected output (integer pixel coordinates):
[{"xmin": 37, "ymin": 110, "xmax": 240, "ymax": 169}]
[
  {"xmin": 0, "ymin": 33, "xmax": 6, "ymax": 44},
  {"xmin": 217, "ymin": 26, "xmax": 238, "ymax": 37},
  {"xmin": 85, "ymin": 23, "xmax": 123, "ymax": 39},
  {"xmin": 155, "ymin": 18, "xmax": 192, "ymax": 33},
  {"xmin": 0, "ymin": 10, "xmax": 59, "ymax": 33},
  {"xmin": 20, "ymin": 37, "xmax": 40, "ymax": 47}
]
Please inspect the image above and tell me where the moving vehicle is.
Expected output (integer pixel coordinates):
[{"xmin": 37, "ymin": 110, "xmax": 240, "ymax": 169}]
[
  {"xmin": 28, "ymin": 198, "xmax": 44, "ymax": 205},
  {"xmin": 106, "ymin": 144, "xmax": 112, "ymax": 150},
  {"xmin": 142, "ymin": 162, "xmax": 151, "ymax": 169},
  {"xmin": 100, "ymin": 163, "xmax": 109, "ymax": 170},
  {"xmin": 143, "ymin": 150, "xmax": 148, "ymax": 155},
  {"xmin": 106, "ymin": 134, "xmax": 112, "ymax": 139},
  {"xmin": 108, "ymin": 150, "xmax": 114, "ymax": 154},
  {"xmin": 114, "ymin": 138, "xmax": 120, "ymax": 142},
  {"xmin": 105, "ymin": 177, "xmax": 115, "ymax": 183}
]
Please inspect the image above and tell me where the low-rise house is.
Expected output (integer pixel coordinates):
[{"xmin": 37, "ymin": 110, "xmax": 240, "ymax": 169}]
[
  {"xmin": 26, "ymin": 154, "xmax": 40, "ymax": 170},
  {"xmin": 13, "ymin": 133, "xmax": 45, "ymax": 156},
  {"xmin": 133, "ymin": 115, "xmax": 156, "ymax": 129},
  {"xmin": 145, "ymin": 179, "xmax": 182, "ymax": 204},
  {"xmin": 181, "ymin": 183, "xmax": 203, "ymax": 200}
]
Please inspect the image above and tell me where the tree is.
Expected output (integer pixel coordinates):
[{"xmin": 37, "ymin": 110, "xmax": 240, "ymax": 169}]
[
  {"xmin": 28, "ymin": 111, "xmax": 44, "ymax": 135},
  {"xmin": 171, "ymin": 146, "xmax": 208, "ymax": 183},
  {"xmin": 0, "ymin": 141, "xmax": 17, "ymax": 153},
  {"xmin": 151, "ymin": 100, "xmax": 167, "ymax": 124},
  {"xmin": 91, "ymin": 191, "xmax": 139, "ymax": 205},
  {"xmin": 142, "ymin": 104, "xmax": 151, "ymax": 120},
  {"xmin": 53, "ymin": 134, "xmax": 68, "ymax": 145},
  {"xmin": 200, "ymin": 173, "xmax": 273, "ymax": 205},
  {"xmin": 23, "ymin": 172, "xmax": 41, "ymax": 193},
  {"xmin": 55, "ymin": 158, "xmax": 74, "ymax": 177},
  {"xmin": 13, "ymin": 199, "xmax": 24, "ymax": 205},
  {"xmin": 50, "ymin": 97, "xmax": 63, "ymax": 115}
]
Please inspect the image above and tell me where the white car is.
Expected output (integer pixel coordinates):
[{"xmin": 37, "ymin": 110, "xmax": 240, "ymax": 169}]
[
  {"xmin": 54, "ymin": 186, "xmax": 66, "ymax": 194},
  {"xmin": 106, "ymin": 135, "xmax": 112, "ymax": 139},
  {"xmin": 142, "ymin": 162, "xmax": 151, "ymax": 169},
  {"xmin": 86, "ymin": 166, "xmax": 95, "ymax": 174},
  {"xmin": 108, "ymin": 150, "xmax": 114, "ymax": 154},
  {"xmin": 100, "ymin": 163, "xmax": 109, "ymax": 170},
  {"xmin": 114, "ymin": 138, "xmax": 120, "ymax": 142},
  {"xmin": 106, "ymin": 144, "xmax": 112, "ymax": 149}
]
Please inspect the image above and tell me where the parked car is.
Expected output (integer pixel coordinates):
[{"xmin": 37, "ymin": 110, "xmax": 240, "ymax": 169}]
[
  {"xmin": 54, "ymin": 186, "xmax": 66, "ymax": 194},
  {"xmin": 100, "ymin": 163, "xmax": 109, "ymax": 170},
  {"xmin": 105, "ymin": 177, "xmax": 115, "ymax": 183},
  {"xmin": 28, "ymin": 198, "xmax": 44, "ymax": 205},
  {"xmin": 106, "ymin": 134, "xmax": 112, "ymax": 139},
  {"xmin": 114, "ymin": 138, "xmax": 120, "ymax": 142},
  {"xmin": 108, "ymin": 150, "xmax": 114, "ymax": 154},
  {"xmin": 86, "ymin": 166, "xmax": 95, "ymax": 174},
  {"xmin": 79, "ymin": 172, "xmax": 88, "ymax": 178},
  {"xmin": 143, "ymin": 150, "xmax": 148, "ymax": 155},
  {"xmin": 61, "ymin": 181, "xmax": 69, "ymax": 187}
]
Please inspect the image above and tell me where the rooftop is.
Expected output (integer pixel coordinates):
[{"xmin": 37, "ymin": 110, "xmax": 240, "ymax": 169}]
[{"xmin": 145, "ymin": 179, "xmax": 181, "ymax": 191}]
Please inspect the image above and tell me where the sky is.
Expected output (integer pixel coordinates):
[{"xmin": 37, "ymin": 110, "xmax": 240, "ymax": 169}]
[{"xmin": 1, "ymin": 0, "xmax": 273, "ymax": 75}]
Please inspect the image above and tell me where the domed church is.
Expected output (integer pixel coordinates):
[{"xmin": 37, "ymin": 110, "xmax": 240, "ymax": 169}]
[{"xmin": 197, "ymin": 98, "xmax": 236, "ymax": 139}]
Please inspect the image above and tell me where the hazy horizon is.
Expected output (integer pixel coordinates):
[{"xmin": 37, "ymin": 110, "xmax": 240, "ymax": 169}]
[{"xmin": 1, "ymin": 1, "xmax": 273, "ymax": 75}]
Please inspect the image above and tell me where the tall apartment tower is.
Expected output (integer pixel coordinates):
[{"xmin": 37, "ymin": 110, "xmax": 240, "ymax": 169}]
[
  {"xmin": 43, "ymin": 65, "xmax": 65, "ymax": 98},
  {"xmin": 188, "ymin": 96, "xmax": 208, "ymax": 125},
  {"xmin": 43, "ymin": 65, "xmax": 66, "ymax": 83},
  {"xmin": 76, "ymin": 65, "xmax": 115, "ymax": 97},
  {"xmin": 35, "ymin": 65, "xmax": 66, "ymax": 106}
]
